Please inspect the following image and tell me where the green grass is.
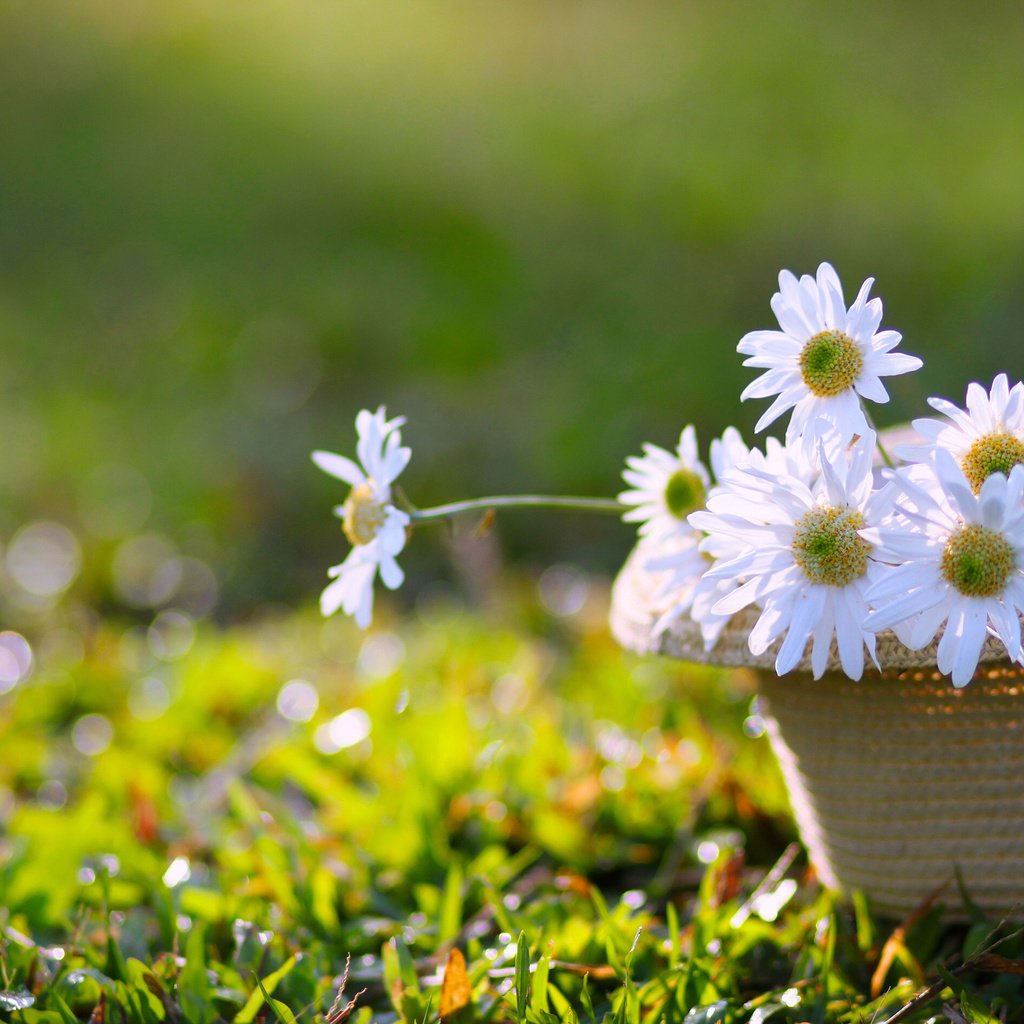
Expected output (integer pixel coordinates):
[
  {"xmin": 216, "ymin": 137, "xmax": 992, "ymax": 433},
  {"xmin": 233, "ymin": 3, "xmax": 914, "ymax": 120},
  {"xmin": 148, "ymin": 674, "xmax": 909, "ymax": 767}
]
[
  {"xmin": 5, "ymin": 5, "xmax": 1024, "ymax": 1018},
  {"xmin": 4, "ymin": 3, "xmax": 1024, "ymax": 606},
  {"xmin": 2, "ymin": 592, "xmax": 1024, "ymax": 1023}
]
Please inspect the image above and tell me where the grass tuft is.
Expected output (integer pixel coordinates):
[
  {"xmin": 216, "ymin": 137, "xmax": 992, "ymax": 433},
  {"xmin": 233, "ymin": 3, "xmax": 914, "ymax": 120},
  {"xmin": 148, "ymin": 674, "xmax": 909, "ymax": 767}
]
[{"xmin": 0, "ymin": 599, "xmax": 1022, "ymax": 1022}]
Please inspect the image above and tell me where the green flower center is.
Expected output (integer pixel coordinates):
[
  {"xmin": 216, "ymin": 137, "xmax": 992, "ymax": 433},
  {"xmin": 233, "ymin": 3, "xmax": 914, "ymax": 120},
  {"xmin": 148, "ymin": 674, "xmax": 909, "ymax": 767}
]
[
  {"xmin": 343, "ymin": 483, "xmax": 387, "ymax": 546},
  {"xmin": 664, "ymin": 468, "xmax": 706, "ymax": 519},
  {"xmin": 792, "ymin": 505, "xmax": 870, "ymax": 586},
  {"xmin": 941, "ymin": 523, "xmax": 1015, "ymax": 597},
  {"xmin": 961, "ymin": 431, "xmax": 1024, "ymax": 494},
  {"xmin": 799, "ymin": 330, "xmax": 864, "ymax": 398}
]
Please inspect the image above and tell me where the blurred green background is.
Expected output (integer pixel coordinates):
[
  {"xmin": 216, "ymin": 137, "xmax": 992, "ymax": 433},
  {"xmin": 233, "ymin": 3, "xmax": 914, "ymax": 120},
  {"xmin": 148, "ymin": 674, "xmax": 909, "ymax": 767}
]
[{"xmin": 3, "ymin": 0, "xmax": 1024, "ymax": 622}]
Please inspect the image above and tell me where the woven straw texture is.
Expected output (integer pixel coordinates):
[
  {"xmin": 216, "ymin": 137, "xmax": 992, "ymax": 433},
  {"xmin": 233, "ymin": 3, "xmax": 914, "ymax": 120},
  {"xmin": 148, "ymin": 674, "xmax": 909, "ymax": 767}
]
[
  {"xmin": 760, "ymin": 667, "xmax": 1024, "ymax": 918},
  {"xmin": 611, "ymin": 544, "xmax": 1024, "ymax": 918}
]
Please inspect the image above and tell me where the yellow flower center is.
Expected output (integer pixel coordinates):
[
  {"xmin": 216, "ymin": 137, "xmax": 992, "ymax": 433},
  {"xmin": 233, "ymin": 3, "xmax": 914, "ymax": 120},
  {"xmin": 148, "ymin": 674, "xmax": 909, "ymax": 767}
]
[
  {"xmin": 799, "ymin": 330, "xmax": 864, "ymax": 398},
  {"xmin": 343, "ymin": 483, "xmax": 387, "ymax": 546},
  {"xmin": 941, "ymin": 523, "xmax": 1015, "ymax": 597},
  {"xmin": 792, "ymin": 505, "xmax": 870, "ymax": 586},
  {"xmin": 664, "ymin": 468, "xmax": 706, "ymax": 519},
  {"xmin": 961, "ymin": 431, "xmax": 1024, "ymax": 494}
]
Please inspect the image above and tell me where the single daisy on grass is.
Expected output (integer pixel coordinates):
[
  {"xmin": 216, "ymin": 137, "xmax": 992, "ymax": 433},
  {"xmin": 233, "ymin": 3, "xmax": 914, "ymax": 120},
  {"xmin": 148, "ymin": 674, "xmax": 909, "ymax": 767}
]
[
  {"xmin": 312, "ymin": 407, "xmax": 411, "ymax": 628},
  {"xmin": 738, "ymin": 262, "xmax": 921, "ymax": 448},
  {"xmin": 690, "ymin": 427, "xmax": 886, "ymax": 679},
  {"xmin": 863, "ymin": 449, "xmax": 1024, "ymax": 686},
  {"xmin": 895, "ymin": 373, "xmax": 1024, "ymax": 494},
  {"xmin": 619, "ymin": 425, "xmax": 710, "ymax": 544}
]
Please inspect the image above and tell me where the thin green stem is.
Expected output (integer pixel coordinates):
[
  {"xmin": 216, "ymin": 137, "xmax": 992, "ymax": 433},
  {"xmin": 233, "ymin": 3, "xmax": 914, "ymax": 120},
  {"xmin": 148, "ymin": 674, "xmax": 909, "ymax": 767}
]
[{"xmin": 408, "ymin": 495, "xmax": 622, "ymax": 525}]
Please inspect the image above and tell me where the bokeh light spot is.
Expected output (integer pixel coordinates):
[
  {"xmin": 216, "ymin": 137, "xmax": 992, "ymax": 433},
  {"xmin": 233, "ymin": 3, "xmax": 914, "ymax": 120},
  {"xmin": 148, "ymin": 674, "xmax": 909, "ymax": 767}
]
[
  {"xmin": 357, "ymin": 632, "xmax": 405, "ymax": 679},
  {"xmin": 0, "ymin": 632, "xmax": 32, "ymax": 693},
  {"xmin": 37, "ymin": 780, "xmax": 67, "ymax": 810},
  {"xmin": 72, "ymin": 714, "xmax": 113, "ymax": 756},
  {"xmin": 163, "ymin": 857, "xmax": 191, "ymax": 888},
  {"xmin": 696, "ymin": 840, "xmax": 720, "ymax": 864},
  {"xmin": 314, "ymin": 708, "xmax": 371, "ymax": 754},
  {"xmin": 147, "ymin": 610, "xmax": 195, "ymax": 661},
  {"xmin": 129, "ymin": 677, "xmax": 171, "ymax": 720},
  {"xmin": 538, "ymin": 564, "xmax": 589, "ymax": 617},
  {"xmin": 276, "ymin": 679, "xmax": 319, "ymax": 722},
  {"xmin": 112, "ymin": 534, "xmax": 180, "ymax": 608},
  {"xmin": 7, "ymin": 522, "xmax": 81, "ymax": 598}
]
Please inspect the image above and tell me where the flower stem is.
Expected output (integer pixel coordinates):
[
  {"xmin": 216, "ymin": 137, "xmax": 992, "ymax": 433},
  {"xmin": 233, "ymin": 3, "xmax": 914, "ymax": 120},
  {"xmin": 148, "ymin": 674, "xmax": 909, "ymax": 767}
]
[{"xmin": 408, "ymin": 495, "xmax": 622, "ymax": 525}]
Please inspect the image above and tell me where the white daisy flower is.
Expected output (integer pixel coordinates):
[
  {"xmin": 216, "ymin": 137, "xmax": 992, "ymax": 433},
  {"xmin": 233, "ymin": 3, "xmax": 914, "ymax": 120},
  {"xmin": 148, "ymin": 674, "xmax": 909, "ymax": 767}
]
[
  {"xmin": 689, "ymin": 427, "xmax": 886, "ymax": 679},
  {"xmin": 651, "ymin": 531, "xmax": 741, "ymax": 653},
  {"xmin": 652, "ymin": 428, "xmax": 820, "ymax": 651},
  {"xmin": 619, "ymin": 426, "xmax": 710, "ymax": 544},
  {"xmin": 738, "ymin": 262, "xmax": 922, "ymax": 447},
  {"xmin": 709, "ymin": 425, "xmax": 819, "ymax": 490},
  {"xmin": 895, "ymin": 373, "xmax": 1024, "ymax": 494},
  {"xmin": 312, "ymin": 407, "xmax": 412, "ymax": 628},
  {"xmin": 863, "ymin": 450, "xmax": 1024, "ymax": 687},
  {"xmin": 645, "ymin": 530, "xmax": 712, "ymax": 639},
  {"xmin": 650, "ymin": 429, "xmax": 756, "ymax": 648}
]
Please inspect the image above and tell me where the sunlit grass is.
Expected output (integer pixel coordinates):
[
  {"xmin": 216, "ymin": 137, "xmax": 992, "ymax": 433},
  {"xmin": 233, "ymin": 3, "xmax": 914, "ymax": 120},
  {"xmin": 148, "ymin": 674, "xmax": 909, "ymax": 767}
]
[{"xmin": 1, "ymin": 593, "xmax": 1023, "ymax": 1022}]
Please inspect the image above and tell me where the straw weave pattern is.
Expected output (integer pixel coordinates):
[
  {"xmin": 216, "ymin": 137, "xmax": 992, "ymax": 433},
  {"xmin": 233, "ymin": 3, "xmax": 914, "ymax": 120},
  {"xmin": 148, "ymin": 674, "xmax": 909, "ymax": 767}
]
[
  {"xmin": 611, "ymin": 545, "xmax": 1024, "ymax": 918},
  {"xmin": 760, "ymin": 669, "xmax": 1024, "ymax": 918}
]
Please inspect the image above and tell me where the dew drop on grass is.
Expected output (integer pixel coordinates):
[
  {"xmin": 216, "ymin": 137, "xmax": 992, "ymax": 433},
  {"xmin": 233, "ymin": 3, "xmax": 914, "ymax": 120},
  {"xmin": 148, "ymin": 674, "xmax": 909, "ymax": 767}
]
[
  {"xmin": 696, "ymin": 840, "xmax": 720, "ymax": 864},
  {"xmin": 163, "ymin": 856, "xmax": 192, "ymax": 888},
  {"xmin": 622, "ymin": 890, "xmax": 646, "ymax": 910},
  {"xmin": 0, "ymin": 990, "xmax": 35, "ymax": 1012},
  {"xmin": 751, "ymin": 878, "xmax": 798, "ymax": 922},
  {"xmin": 742, "ymin": 714, "xmax": 765, "ymax": 738}
]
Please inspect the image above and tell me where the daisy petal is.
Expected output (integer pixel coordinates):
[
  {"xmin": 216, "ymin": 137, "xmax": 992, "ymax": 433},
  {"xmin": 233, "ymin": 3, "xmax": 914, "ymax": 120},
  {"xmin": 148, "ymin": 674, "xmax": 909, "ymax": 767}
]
[{"xmin": 312, "ymin": 451, "xmax": 366, "ymax": 486}]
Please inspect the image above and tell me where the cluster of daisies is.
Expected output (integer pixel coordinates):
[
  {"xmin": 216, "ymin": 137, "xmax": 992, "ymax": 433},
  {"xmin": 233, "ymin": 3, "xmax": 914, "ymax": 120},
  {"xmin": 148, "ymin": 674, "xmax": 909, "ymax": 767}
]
[{"xmin": 314, "ymin": 262, "xmax": 1024, "ymax": 687}]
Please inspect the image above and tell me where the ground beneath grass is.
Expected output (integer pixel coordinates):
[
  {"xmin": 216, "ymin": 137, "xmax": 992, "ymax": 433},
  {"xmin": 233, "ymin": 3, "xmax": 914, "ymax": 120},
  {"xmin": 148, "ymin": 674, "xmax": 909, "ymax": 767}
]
[{"xmin": 1, "ymin": 591, "xmax": 1022, "ymax": 1023}]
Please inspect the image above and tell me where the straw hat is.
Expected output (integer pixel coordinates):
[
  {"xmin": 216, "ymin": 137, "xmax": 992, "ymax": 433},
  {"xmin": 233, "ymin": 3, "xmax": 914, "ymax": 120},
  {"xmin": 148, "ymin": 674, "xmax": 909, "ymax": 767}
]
[{"xmin": 611, "ymin": 542, "xmax": 1024, "ymax": 918}]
